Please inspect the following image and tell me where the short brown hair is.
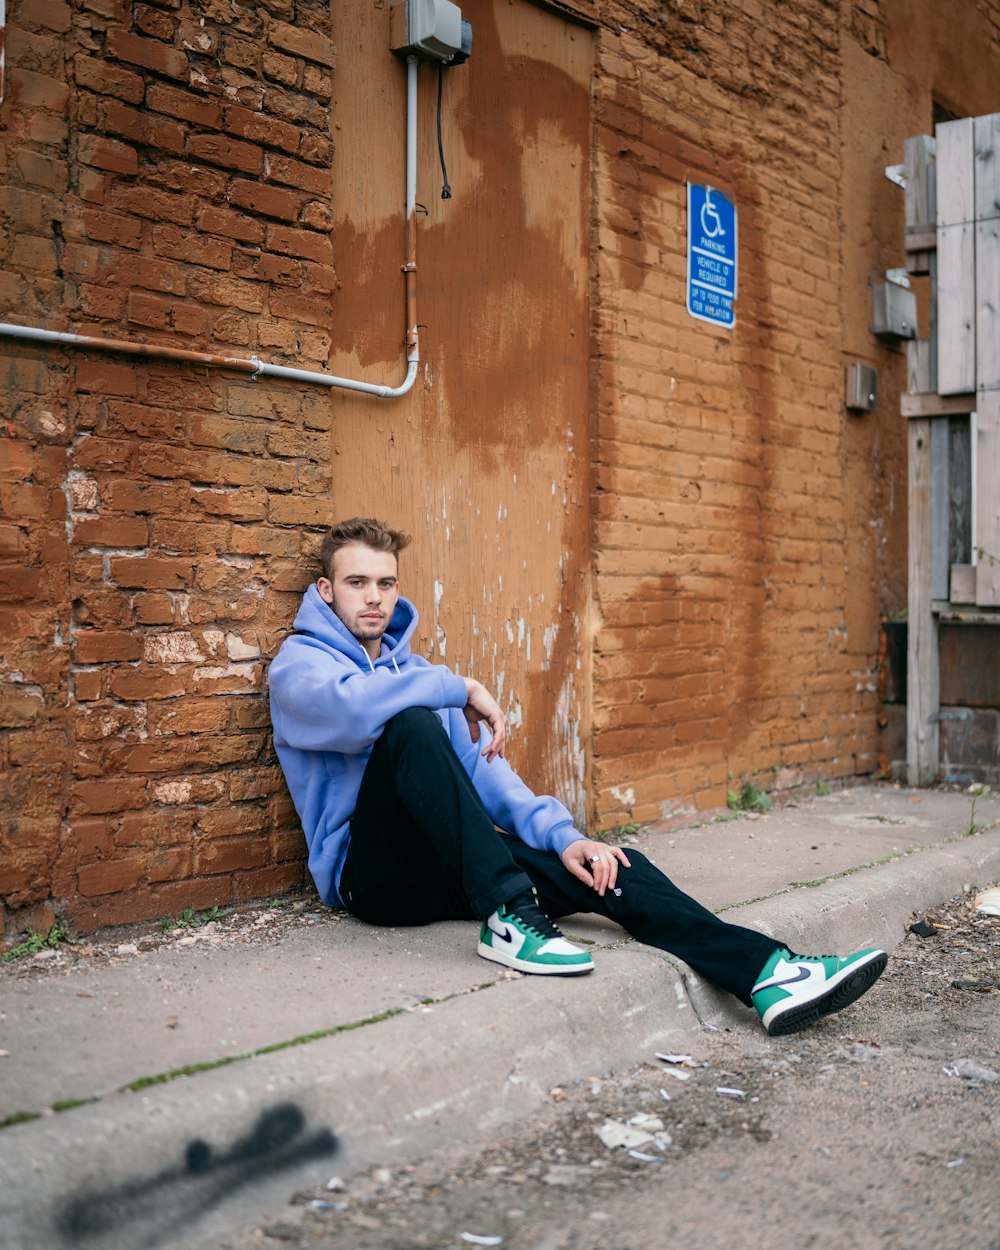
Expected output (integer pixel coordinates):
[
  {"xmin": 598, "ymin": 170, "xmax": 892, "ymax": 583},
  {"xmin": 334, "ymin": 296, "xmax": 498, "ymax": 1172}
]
[{"xmin": 319, "ymin": 517, "xmax": 411, "ymax": 579}]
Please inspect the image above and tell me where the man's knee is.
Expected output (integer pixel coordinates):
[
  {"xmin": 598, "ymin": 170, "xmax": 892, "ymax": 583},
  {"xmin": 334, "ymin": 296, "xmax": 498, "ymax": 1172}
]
[{"xmin": 381, "ymin": 705, "xmax": 444, "ymax": 746}]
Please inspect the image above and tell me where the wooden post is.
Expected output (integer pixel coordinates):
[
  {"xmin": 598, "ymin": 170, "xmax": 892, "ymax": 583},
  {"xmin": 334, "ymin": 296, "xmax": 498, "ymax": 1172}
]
[
  {"xmin": 973, "ymin": 115, "xmax": 1000, "ymax": 604},
  {"xmin": 975, "ymin": 115, "xmax": 1000, "ymax": 394},
  {"xmin": 937, "ymin": 119, "xmax": 976, "ymax": 395},
  {"xmin": 907, "ymin": 418, "xmax": 939, "ymax": 784},
  {"xmin": 976, "ymin": 391, "xmax": 1000, "ymax": 604}
]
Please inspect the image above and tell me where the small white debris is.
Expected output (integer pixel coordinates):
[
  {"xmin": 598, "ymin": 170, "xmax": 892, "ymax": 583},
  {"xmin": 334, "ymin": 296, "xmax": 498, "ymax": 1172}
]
[
  {"xmin": 308, "ymin": 1199, "xmax": 339, "ymax": 1211},
  {"xmin": 945, "ymin": 1158, "xmax": 964, "ymax": 1169},
  {"xmin": 943, "ymin": 1059, "xmax": 998, "ymax": 1084},
  {"xmin": 973, "ymin": 886, "xmax": 1000, "ymax": 916},
  {"xmin": 460, "ymin": 1235, "xmax": 504, "ymax": 1247},
  {"xmin": 543, "ymin": 1164, "xmax": 589, "ymax": 1186},
  {"xmin": 116, "ymin": 943, "xmax": 139, "ymax": 956},
  {"xmin": 715, "ymin": 1087, "xmax": 746, "ymax": 1098},
  {"xmin": 596, "ymin": 1119, "xmax": 655, "ymax": 1151},
  {"xmin": 655, "ymin": 1053, "xmax": 693, "ymax": 1065},
  {"xmin": 659, "ymin": 1088, "xmax": 672, "ymax": 1102},
  {"xmin": 628, "ymin": 1114, "xmax": 665, "ymax": 1132},
  {"xmin": 627, "ymin": 1150, "xmax": 661, "ymax": 1162},
  {"xmin": 326, "ymin": 1176, "xmax": 346, "ymax": 1191},
  {"xmin": 659, "ymin": 1068, "xmax": 691, "ymax": 1082}
]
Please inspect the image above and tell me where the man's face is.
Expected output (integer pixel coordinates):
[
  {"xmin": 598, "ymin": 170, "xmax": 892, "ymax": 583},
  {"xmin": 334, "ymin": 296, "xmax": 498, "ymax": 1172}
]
[{"xmin": 318, "ymin": 543, "xmax": 400, "ymax": 655}]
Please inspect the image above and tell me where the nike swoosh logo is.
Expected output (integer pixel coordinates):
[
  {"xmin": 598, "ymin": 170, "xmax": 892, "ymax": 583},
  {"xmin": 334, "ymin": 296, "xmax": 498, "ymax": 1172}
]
[
  {"xmin": 752, "ymin": 960, "xmax": 821, "ymax": 995},
  {"xmin": 488, "ymin": 918, "xmax": 514, "ymax": 945}
]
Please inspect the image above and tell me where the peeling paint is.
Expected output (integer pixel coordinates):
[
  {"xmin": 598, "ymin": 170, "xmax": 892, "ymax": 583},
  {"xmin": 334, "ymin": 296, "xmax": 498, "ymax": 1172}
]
[{"xmin": 610, "ymin": 785, "xmax": 636, "ymax": 812}]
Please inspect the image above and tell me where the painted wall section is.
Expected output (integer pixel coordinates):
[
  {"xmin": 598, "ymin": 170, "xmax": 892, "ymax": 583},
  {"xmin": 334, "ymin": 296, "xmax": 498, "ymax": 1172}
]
[
  {"xmin": 589, "ymin": 0, "xmax": 1000, "ymax": 828},
  {"xmin": 326, "ymin": 1, "xmax": 592, "ymax": 822}
]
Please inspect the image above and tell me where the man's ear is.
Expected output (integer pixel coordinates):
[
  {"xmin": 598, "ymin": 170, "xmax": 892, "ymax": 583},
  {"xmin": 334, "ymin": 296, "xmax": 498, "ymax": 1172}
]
[{"xmin": 317, "ymin": 577, "xmax": 334, "ymax": 605}]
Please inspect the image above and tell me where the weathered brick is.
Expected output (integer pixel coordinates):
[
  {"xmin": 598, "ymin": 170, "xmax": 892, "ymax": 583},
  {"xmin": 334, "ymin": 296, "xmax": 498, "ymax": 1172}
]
[
  {"xmin": 74, "ymin": 629, "xmax": 145, "ymax": 663},
  {"xmin": 264, "ymin": 223, "xmax": 333, "ymax": 265},
  {"xmin": 73, "ymin": 54, "xmax": 145, "ymax": 104},
  {"xmin": 152, "ymin": 224, "xmax": 233, "ymax": 271},
  {"xmin": 80, "ymin": 208, "xmax": 143, "ymax": 249},
  {"xmin": 13, "ymin": 149, "xmax": 69, "ymax": 191},
  {"xmin": 187, "ymin": 133, "xmax": 263, "ymax": 175},
  {"xmin": 267, "ymin": 21, "xmax": 335, "ymax": 67},
  {"xmin": 108, "ymin": 555, "xmax": 193, "ymax": 588},
  {"xmin": 106, "ymin": 28, "xmax": 190, "ymax": 80},
  {"xmin": 193, "ymin": 205, "xmax": 266, "ymax": 246},
  {"xmin": 222, "ymin": 105, "xmax": 300, "ymax": 153},
  {"xmin": 146, "ymin": 82, "xmax": 224, "ymax": 128},
  {"xmin": 228, "ymin": 177, "xmax": 302, "ymax": 221},
  {"xmin": 7, "ymin": 68, "xmax": 70, "ymax": 112},
  {"xmin": 263, "ymin": 152, "xmax": 328, "ymax": 194},
  {"xmin": 113, "ymin": 185, "xmax": 195, "ymax": 225},
  {"xmin": 101, "ymin": 100, "xmax": 186, "ymax": 154}
]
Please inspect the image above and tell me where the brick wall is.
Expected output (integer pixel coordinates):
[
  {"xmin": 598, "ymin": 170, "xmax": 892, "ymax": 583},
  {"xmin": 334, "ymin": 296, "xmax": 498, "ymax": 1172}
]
[
  {"xmin": 587, "ymin": 0, "xmax": 1000, "ymax": 827},
  {"xmin": 0, "ymin": 0, "xmax": 344, "ymax": 935}
]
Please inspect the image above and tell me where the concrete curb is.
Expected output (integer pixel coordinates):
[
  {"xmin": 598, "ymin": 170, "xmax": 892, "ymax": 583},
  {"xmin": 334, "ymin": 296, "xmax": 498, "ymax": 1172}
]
[{"xmin": 2, "ymin": 826, "xmax": 998, "ymax": 1250}]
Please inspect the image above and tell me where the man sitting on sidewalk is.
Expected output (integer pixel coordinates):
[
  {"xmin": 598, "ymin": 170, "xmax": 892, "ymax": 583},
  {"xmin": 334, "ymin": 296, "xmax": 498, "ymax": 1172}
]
[{"xmin": 268, "ymin": 517, "xmax": 887, "ymax": 1037}]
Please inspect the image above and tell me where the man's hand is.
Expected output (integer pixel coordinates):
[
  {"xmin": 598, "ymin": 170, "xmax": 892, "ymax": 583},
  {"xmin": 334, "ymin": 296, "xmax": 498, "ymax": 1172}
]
[
  {"xmin": 462, "ymin": 677, "xmax": 506, "ymax": 761},
  {"xmin": 561, "ymin": 838, "xmax": 631, "ymax": 897}
]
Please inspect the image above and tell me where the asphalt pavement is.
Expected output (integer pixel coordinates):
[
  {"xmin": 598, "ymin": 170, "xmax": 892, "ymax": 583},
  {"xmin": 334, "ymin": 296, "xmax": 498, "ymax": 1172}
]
[{"xmin": 1, "ymin": 781, "xmax": 999, "ymax": 1250}]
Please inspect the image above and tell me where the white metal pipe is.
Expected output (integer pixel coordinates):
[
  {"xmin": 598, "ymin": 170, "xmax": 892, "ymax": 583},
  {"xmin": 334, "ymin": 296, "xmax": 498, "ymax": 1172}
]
[
  {"xmin": 0, "ymin": 54, "xmax": 421, "ymax": 397},
  {"xmin": 253, "ymin": 356, "xmax": 419, "ymax": 397},
  {"xmin": 406, "ymin": 55, "xmax": 418, "ymax": 226}
]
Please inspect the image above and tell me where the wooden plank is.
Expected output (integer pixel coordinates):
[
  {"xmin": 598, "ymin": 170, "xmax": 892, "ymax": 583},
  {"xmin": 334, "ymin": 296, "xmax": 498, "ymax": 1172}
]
[
  {"xmin": 937, "ymin": 222, "xmax": 976, "ymax": 394},
  {"xmin": 975, "ymin": 391, "xmax": 1000, "ymax": 605},
  {"xmin": 949, "ymin": 564, "xmax": 976, "ymax": 603},
  {"xmin": 948, "ymin": 415, "xmax": 972, "ymax": 566},
  {"xmin": 901, "ymin": 391, "xmax": 974, "ymax": 417},
  {"xmin": 937, "ymin": 118, "xmax": 974, "ymax": 226},
  {"xmin": 928, "ymin": 248, "xmax": 938, "ymax": 393},
  {"xmin": 905, "ymin": 134, "xmax": 936, "ymax": 231},
  {"xmin": 907, "ymin": 418, "xmax": 940, "ymax": 784},
  {"xmin": 930, "ymin": 418, "xmax": 950, "ymax": 600},
  {"xmin": 973, "ymin": 112, "xmax": 1000, "ymax": 222},
  {"xmin": 906, "ymin": 340, "xmax": 931, "ymax": 393},
  {"xmin": 975, "ymin": 217, "xmax": 1000, "ymax": 390}
]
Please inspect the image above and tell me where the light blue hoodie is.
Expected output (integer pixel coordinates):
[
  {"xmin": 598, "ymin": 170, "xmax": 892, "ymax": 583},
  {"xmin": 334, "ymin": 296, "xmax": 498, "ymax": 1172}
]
[{"xmin": 268, "ymin": 584, "xmax": 582, "ymax": 907}]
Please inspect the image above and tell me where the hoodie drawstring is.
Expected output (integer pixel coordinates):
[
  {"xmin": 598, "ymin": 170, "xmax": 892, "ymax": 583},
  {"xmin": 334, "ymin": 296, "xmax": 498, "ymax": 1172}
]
[{"xmin": 366, "ymin": 652, "xmax": 401, "ymax": 676}]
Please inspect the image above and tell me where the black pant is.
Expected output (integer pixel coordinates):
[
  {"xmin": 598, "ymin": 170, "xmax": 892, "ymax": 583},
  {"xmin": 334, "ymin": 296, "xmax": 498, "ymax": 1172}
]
[{"xmin": 340, "ymin": 708, "xmax": 780, "ymax": 1005}]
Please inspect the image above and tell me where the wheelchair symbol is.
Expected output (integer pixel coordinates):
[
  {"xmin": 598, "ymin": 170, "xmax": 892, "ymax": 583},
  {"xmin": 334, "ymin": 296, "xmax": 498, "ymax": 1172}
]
[{"xmin": 700, "ymin": 188, "xmax": 725, "ymax": 240}]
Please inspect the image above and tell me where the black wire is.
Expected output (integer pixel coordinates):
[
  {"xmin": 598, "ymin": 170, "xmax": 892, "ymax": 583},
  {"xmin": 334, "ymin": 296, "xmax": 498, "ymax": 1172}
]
[{"xmin": 437, "ymin": 62, "xmax": 452, "ymax": 200}]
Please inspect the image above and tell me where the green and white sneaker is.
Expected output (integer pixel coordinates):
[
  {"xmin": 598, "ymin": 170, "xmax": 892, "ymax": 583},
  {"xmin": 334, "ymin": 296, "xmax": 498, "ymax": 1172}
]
[
  {"xmin": 751, "ymin": 947, "xmax": 887, "ymax": 1036},
  {"xmin": 478, "ymin": 891, "xmax": 594, "ymax": 976}
]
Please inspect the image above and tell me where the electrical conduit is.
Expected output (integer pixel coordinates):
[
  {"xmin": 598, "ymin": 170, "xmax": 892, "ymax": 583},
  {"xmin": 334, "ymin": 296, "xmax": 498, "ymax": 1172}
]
[{"xmin": 0, "ymin": 57, "xmax": 420, "ymax": 399}]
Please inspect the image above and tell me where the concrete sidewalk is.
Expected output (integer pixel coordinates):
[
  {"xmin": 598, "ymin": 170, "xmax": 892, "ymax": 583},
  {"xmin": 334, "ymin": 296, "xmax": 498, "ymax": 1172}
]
[{"xmin": 2, "ymin": 782, "xmax": 999, "ymax": 1250}]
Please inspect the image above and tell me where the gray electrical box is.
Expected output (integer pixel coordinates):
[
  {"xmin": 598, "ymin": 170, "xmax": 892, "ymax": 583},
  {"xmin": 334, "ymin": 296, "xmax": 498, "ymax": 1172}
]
[
  {"xmin": 870, "ymin": 282, "xmax": 917, "ymax": 341},
  {"xmin": 845, "ymin": 363, "xmax": 878, "ymax": 412},
  {"xmin": 391, "ymin": 0, "xmax": 464, "ymax": 61}
]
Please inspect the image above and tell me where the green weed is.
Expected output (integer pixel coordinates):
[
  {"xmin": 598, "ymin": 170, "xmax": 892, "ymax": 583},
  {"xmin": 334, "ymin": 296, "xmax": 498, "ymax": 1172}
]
[
  {"xmin": 161, "ymin": 905, "xmax": 223, "ymax": 933},
  {"xmin": 726, "ymin": 780, "xmax": 772, "ymax": 813},
  {"xmin": 1, "ymin": 924, "xmax": 68, "ymax": 963},
  {"xmin": 965, "ymin": 783, "xmax": 991, "ymax": 836}
]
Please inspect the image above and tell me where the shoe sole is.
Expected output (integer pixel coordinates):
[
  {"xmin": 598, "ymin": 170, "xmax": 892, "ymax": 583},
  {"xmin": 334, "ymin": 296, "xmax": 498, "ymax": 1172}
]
[
  {"xmin": 477, "ymin": 940, "xmax": 594, "ymax": 976},
  {"xmin": 764, "ymin": 951, "xmax": 888, "ymax": 1036}
]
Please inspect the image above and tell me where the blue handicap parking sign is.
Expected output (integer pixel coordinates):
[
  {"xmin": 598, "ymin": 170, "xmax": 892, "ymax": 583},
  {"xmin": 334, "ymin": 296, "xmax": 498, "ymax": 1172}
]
[{"xmin": 687, "ymin": 184, "xmax": 737, "ymax": 328}]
